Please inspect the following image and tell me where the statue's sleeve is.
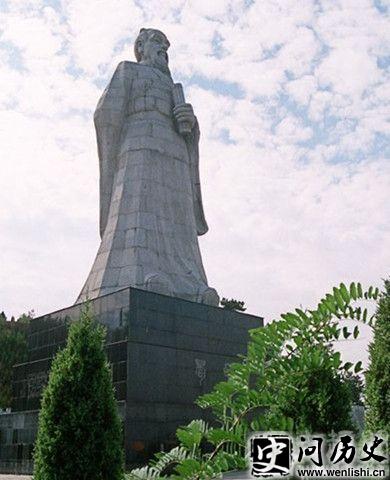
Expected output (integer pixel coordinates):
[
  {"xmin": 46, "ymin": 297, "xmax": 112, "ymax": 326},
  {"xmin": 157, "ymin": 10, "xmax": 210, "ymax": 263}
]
[
  {"xmin": 186, "ymin": 119, "xmax": 209, "ymax": 236},
  {"xmin": 94, "ymin": 61, "xmax": 132, "ymax": 238}
]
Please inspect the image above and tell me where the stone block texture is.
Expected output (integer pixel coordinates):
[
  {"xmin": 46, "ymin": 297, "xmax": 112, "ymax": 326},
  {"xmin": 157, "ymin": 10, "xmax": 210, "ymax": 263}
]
[
  {"xmin": 77, "ymin": 59, "xmax": 219, "ymax": 306},
  {"xmin": 0, "ymin": 288, "xmax": 262, "ymax": 473}
]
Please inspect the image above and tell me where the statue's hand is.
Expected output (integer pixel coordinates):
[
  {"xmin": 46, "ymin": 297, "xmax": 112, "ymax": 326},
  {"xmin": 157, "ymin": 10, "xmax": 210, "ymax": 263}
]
[{"xmin": 173, "ymin": 103, "xmax": 196, "ymax": 133}]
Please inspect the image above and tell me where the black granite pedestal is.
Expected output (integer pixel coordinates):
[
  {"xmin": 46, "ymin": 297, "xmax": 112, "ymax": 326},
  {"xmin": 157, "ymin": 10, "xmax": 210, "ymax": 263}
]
[{"xmin": 0, "ymin": 287, "xmax": 262, "ymax": 474}]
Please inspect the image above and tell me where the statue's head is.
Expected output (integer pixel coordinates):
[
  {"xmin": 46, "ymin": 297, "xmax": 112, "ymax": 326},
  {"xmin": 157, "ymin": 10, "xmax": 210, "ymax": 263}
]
[{"xmin": 134, "ymin": 28, "xmax": 171, "ymax": 75}]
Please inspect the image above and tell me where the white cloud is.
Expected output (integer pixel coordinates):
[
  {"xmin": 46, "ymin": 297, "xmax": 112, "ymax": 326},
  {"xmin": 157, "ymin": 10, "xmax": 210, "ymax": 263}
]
[
  {"xmin": 0, "ymin": 0, "xmax": 389, "ymax": 367},
  {"xmin": 275, "ymin": 116, "xmax": 313, "ymax": 143},
  {"xmin": 315, "ymin": 48, "xmax": 381, "ymax": 97},
  {"xmin": 285, "ymin": 75, "xmax": 318, "ymax": 105},
  {"xmin": 63, "ymin": 0, "xmax": 143, "ymax": 75},
  {"xmin": 1, "ymin": 7, "xmax": 65, "ymax": 61}
]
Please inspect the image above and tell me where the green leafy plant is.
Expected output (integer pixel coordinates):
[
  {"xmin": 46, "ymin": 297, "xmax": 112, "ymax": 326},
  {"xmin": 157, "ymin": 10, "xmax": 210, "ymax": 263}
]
[
  {"xmin": 34, "ymin": 308, "xmax": 124, "ymax": 480},
  {"xmin": 365, "ymin": 279, "xmax": 390, "ymax": 436},
  {"xmin": 275, "ymin": 345, "xmax": 354, "ymax": 433},
  {"xmin": 0, "ymin": 312, "xmax": 31, "ymax": 408},
  {"xmin": 127, "ymin": 282, "xmax": 378, "ymax": 480}
]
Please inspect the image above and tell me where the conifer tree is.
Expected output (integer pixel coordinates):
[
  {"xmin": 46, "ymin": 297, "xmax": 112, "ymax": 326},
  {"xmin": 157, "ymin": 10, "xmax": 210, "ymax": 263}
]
[
  {"xmin": 34, "ymin": 309, "xmax": 124, "ymax": 480},
  {"xmin": 220, "ymin": 298, "xmax": 246, "ymax": 311}
]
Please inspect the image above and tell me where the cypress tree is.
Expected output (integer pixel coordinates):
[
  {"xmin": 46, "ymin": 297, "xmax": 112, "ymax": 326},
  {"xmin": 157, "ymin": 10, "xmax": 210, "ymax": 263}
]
[
  {"xmin": 365, "ymin": 279, "xmax": 390, "ymax": 435},
  {"xmin": 34, "ymin": 309, "xmax": 124, "ymax": 480}
]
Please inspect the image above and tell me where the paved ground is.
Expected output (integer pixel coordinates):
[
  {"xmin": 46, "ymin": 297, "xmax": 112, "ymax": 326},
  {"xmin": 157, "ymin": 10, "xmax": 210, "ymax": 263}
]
[
  {"xmin": 222, "ymin": 472, "xmax": 250, "ymax": 479},
  {"xmin": 3, "ymin": 474, "xmax": 253, "ymax": 480},
  {"xmin": 0, "ymin": 472, "xmax": 249, "ymax": 479},
  {"xmin": 0, "ymin": 476, "xmax": 31, "ymax": 479}
]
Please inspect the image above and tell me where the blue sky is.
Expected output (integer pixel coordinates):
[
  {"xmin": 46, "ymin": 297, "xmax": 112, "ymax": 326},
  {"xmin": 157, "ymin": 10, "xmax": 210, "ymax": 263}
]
[{"xmin": 0, "ymin": 0, "xmax": 389, "ymax": 365}]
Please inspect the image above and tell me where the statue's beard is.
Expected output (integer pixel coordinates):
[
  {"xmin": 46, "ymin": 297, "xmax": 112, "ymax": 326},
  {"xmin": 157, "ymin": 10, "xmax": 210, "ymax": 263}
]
[{"xmin": 141, "ymin": 53, "xmax": 171, "ymax": 76}]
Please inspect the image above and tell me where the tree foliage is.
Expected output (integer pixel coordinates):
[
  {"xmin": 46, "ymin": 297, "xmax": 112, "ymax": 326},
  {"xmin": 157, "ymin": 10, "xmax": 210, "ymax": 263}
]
[
  {"xmin": 344, "ymin": 372, "xmax": 364, "ymax": 407},
  {"xmin": 34, "ymin": 308, "xmax": 124, "ymax": 480},
  {"xmin": 275, "ymin": 345, "xmax": 354, "ymax": 433},
  {"xmin": 127, "ymin": 282, "xmax": 378, "ymax": 480},
  {"xmin": 365, "ymin": 279, "xmax": 390, "ymax": 435},
  {"xmin": 220, "ymin": 298, "xmax": 246, "ymax": 312},
  {"xmin": 0, "ymin": 312, "xmax": 30, "ymax": 408}
]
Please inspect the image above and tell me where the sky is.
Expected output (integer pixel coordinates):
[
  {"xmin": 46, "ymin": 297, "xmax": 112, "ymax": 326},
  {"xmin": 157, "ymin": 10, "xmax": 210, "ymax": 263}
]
[{"xmin": 0, "ymin": 0, "xmax": 389, "ymax": 366}]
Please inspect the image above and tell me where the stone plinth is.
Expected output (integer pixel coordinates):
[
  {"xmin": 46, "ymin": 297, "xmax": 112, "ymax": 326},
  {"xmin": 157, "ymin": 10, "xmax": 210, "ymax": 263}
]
[
  {"xmin": 0, "ymin": 288, "xmax": 262, "ymax": 474},
  {"xmin": 0, "ymin": 412, "xmax": 36, "ymax": 475}
]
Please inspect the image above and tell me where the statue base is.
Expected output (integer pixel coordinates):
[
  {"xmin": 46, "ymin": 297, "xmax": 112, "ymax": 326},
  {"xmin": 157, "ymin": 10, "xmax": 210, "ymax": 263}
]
[{"xmin": 0, "ymin": 287, "xmax": 262, "ymax": 474}]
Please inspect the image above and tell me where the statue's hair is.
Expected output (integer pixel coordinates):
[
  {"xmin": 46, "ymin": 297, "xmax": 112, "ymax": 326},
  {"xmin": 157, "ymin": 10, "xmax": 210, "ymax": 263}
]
[{"xmin": 134, "ymin": 28, "xmax": 170, "ymax": 62}]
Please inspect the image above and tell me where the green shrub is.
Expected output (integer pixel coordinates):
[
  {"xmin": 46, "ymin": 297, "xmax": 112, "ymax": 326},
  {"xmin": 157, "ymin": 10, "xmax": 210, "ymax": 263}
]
[
  {"xmin": 365, "ymin": 279, "xmax": 390, "ymax": 435},
  {"xmin": 275, "ymin": 346, "xmax": 354, "ymax": 433},
  {"xmin": 0, "ymin": 312, "xmax": 30, "ymax": 408},
  {"xmin": 34, "ymin": 309, "xmax": 124, "ymax": 480},
  {"xmin": 344, "ymin": 372, "xmax": 364, "ymax": 406}
]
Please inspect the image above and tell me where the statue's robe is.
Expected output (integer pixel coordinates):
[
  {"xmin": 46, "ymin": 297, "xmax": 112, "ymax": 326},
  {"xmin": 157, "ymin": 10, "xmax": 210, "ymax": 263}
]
[{"xmin": 77, "ymin": 61, "xmax": 218, "ymax": 305}]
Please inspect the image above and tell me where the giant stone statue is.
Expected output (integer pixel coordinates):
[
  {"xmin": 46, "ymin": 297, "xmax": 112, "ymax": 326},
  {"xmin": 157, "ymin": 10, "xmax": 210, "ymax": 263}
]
[{"xmin": 77, "ymin": 28, "xmax": 219, "ymax": 306}]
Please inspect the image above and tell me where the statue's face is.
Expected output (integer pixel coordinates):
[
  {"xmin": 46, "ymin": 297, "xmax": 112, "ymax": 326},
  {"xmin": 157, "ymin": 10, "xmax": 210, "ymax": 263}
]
[{"xmin": 140, "ymin": 30, "xmax": 170, "ymax": 71}]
